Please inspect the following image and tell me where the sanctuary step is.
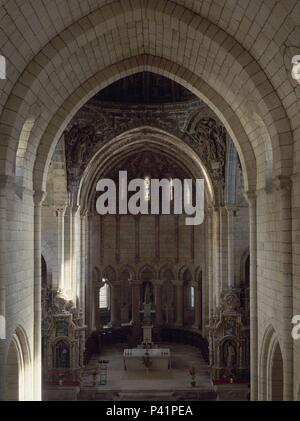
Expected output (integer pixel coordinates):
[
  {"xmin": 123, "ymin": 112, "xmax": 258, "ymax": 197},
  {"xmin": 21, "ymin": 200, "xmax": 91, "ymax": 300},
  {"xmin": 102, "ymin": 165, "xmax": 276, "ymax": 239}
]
[
  {"xmin": 111, "ymin": 390, "xmax": 174, "ymax": 401},
  {"xmin": 78, "ymin": 388, "xmax": 217, "ymax": 401}
]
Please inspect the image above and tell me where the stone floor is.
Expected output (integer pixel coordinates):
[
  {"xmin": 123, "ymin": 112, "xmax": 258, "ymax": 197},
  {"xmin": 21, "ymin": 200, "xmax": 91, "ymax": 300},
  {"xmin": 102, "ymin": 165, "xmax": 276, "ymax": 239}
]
[
  {"xmin": 43, "ymin": 343, "xmax": 248, "ymax": 400},
  {"xmin": 78, "ymin": 343, "xmax": 217, "ymax": 400}
]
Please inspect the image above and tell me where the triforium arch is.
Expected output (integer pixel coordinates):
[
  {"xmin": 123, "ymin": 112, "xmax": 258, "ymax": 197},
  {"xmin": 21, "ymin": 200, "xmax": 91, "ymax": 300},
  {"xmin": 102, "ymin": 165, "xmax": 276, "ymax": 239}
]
[
  {"xmin": 178, "ymin": 265, "xmax": 193, "ymax": 282},
  {"xmin": 119, "ymin": 265, "xmax": 136, "ymax": 282},
  {"xmin": 159, "ymin": 265, "xmax": 175, "ymax": 281},
  {"xmin": 139, "ymin": 265, "xmax": 157, "ymax": 282}
]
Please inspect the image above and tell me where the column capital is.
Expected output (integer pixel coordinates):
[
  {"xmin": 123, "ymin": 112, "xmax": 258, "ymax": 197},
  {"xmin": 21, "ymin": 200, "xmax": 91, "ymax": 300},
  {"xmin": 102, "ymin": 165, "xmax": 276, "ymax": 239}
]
[
  {"xmin": 112, "ymin": 281, "xmax": 121, "ymax": 287},
  {"xmin": 225, "ymin": 203, "xmax": 238, "ymax": 213},
  {"xmin": 72, "ymin": 204, "xmax": 80, "ymax": 214},
  {"xmin": 243, "ymin": 190, "xmax": 256, "ymax": 205},
  {"xmin": 206, "ymin": 206, "xmax": 214, "ymax": 215},
  {"xmin": 191, "ymin": 280, "xmax": 201, "ymax": 289},
  {"xmin": 213, "ymin": 205, "xmax": 221, "ymax": 212},
  {"xmin": 153, "ymin": 279, "xmax": 164, "ymax": 286},
  {"xmin": 273, "ymin": 175, "xmax": 292, "ymax": 192},
  {"xmin": 93, "ymin": 278, "xmax": 105, "ymax": 288},
  {"xmin": 54, "ymin": 204, "xmax": 67, "ymax": 216},
  {"xmin": 34, "ymin": 190, "xmax": 46, "ymax": 206},
  {"xmin": 0, "ymin": 174, "xmax": 15, "ymax": 192},
  {"xmin": 80, "ymin": 207, "xmax": 89, "ymax": 218},
  {"xmin": 291, "ymin": 172, "xmax": 300, "ymax": 184},
  {"xmin": 172, "ymin": 279, "xmax": 183, "ymax": 287},
  {"xmin": 129, "ymin": 279, "xmax": 141, "ymax": 287}
]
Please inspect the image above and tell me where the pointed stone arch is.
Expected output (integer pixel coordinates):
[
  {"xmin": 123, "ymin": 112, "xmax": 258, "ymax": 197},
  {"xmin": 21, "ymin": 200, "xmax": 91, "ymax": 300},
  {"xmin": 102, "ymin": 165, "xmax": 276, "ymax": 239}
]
[
  {"xmin": 0, "ymin": 0, "xmax": 292, "ymax": 192},
  {"xmin": 259, "ymin": 324, "xmax": 284, "ymax": 401},
  {"xmin": 4, "ymin": 326, "xmax": 32, "ymax": 401}
]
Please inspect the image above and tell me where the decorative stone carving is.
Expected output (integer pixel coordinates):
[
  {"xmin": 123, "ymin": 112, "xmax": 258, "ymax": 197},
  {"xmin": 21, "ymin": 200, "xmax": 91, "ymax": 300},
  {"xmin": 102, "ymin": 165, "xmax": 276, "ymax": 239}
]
[
  {"xmin": 208, "ymin": 289, "xmax": 250, "ymax": 382},
  {"xmin": 64, "ymin": 98, "xmax": 228, "ymax": 204},
  {"xmin": 185, "ymin": 116, "xmax": 227, "ymax": 182},
  {"xmin": 44, "ymin": 291, "xmax": 87, "ymax": 384}
]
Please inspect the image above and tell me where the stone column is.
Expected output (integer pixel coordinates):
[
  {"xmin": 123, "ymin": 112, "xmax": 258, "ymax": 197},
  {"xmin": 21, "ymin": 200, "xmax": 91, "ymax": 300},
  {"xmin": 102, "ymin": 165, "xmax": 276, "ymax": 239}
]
[
  {"xmin": 88, "ymin": 214, "xmax": 94, "ymax": 332},
  {"xmin": 0, "ymin": 177, "xmax": 11, "ymax": 340},
  {"xmin": 245, "ymin": 191, "xmax": 258, "ymax": 401},
  {"xmin": 34, "ymin": 190, "xmax": 46, "ymax": 401},
  {"xmin": 192, "ymin": 281, "xmax": 202, "ymax": 330},
  {"xmin": 93, "ymin": 281, "xmax": 101, "ymax": 330},
  {"xmin": 212, "ymin": 207, "xmax": 221, "ymax": 308},
  {"xmin": 174, "ymin": 280, "xmax": 183, "ymax": 326},
  {"xmin": 109, "ymin": 283, "xmax": 115, "ymax": 326},
  {"xmin": 55, "ymin": 205, "xmax": 67, "ymax": 292},
  {"xmin": 275, "ymin": 176, "xmax": 293, "ymax": 401},
  {"xmin": 80, "ymin": 211, "xmax": 88, "ymax": 322},
  {"xmin": 219, "ymin": 206, "xmax": 228, "ymax": 291},
  {"xmin": 0, "ymin": 176, "xmax": 14, "ymax": 398},
  {"xmin": 154, "ymin": 280, "xmax": 163, "ymax": 326},
  {"xmin": 130, "ymin": 281, "xmax": 140, "ymax": 325},
  {"xmin": 109, "ymin": 282, "xmax": 120, "ymax": 327},
  {"xmin": 206, "ymin": 208, "xmax": 214, "ymax": 318},
  {"xmin": 71, "ymin": 205, "xmax": 80, "ymax": 304},
  {"xmin": 226, "ymin": 205, "xmax": 235, "ymax": 288}
]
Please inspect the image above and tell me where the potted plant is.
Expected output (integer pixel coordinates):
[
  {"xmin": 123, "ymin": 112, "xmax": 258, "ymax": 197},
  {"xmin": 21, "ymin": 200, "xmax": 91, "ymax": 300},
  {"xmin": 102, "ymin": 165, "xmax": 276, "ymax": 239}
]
[
  {"xmin": 188, "ymin": 366, "xmax": 197, "ymax": 387},
  {"xmin": 58, "ymin": 372, "xmax": 64, "ymax": 386},
  {"xmin": 92, "ymin": 369, "xmax": 98, "ymax": 386}
]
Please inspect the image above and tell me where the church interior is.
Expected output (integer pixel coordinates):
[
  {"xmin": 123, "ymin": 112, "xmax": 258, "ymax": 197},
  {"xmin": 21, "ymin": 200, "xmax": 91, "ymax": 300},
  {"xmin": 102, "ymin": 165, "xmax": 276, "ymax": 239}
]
[{"xmin": 0, "ymin": 0, "xmax": 300, "ymax": 402}]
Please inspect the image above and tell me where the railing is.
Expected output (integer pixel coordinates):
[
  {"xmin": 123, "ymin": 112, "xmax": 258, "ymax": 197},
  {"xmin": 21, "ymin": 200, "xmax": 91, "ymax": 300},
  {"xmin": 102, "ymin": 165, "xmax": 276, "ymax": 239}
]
[
  {"xmin": 45, "ymin": 368, "xmax": 82, "ymax": 386},
  {"xmin": 84, "ymin": 325, "xmax": 209, "ymax": 363}
]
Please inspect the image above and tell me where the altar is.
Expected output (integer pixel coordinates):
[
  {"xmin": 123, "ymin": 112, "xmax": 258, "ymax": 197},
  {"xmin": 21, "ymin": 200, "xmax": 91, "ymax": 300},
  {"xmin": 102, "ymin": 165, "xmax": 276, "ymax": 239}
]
[
  {"xmin": 123, "ymin": 348, "xmax": 171, "ymax": 371},
  {"xmin": 123, "ymin": 282, "xmax": 171, "ymax": 371}
]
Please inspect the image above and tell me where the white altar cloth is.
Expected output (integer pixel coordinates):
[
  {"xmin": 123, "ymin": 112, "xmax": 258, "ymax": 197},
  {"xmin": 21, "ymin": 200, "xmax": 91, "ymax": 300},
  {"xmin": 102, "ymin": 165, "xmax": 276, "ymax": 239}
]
[{"xmin": 123, "ymin": 348, "xmax": 171, "ymax": 370}]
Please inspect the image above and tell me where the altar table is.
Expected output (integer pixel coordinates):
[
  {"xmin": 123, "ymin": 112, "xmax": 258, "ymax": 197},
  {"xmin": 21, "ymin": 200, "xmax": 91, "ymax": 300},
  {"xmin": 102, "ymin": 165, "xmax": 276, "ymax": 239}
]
[{"xmin": 123, "ymin": 348, "xmax": 171, "ymax": 370}]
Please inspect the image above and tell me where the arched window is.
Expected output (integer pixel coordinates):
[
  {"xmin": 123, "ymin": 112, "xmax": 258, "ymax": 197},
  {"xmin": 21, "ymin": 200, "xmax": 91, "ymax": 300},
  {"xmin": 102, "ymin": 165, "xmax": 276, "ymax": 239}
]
[
  {"xmin": 161, "ymin": 269, "xmax": 175, "ymax": 325},
  {"xmin": 190, "ymin": 286, "xmax": 195, "ymax": 309},
  {"xmin": 119, "ymin": 269, "xmax": 133, "ymax": 323},
  {"xmin": 144, "ymin": 176, "xmax": 151, "ymax": 201},
  {"xmin": 182, "ymin": 269, "xmax": 194, "ymax": 326},
  {"xmin": 99, "ymin": 281, "xmax": 110, "ymax": 310},
  {"xmin": 169, "ymin": 177, "xmax": 174, "ymax": 201}
]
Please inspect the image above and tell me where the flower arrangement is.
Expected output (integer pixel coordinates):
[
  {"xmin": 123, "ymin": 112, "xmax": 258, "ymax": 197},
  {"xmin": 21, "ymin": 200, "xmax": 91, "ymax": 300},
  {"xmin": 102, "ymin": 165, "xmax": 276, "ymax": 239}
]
[
  {"xmin": 142, "ymin": 350, "xmax": 152, "ymax": 370},
  {"xmin": 92, "ymin": 369, "xmax": 98, "ymax": 386},
  {"xmin": 58, "ymin": 372, "xmax": 64, "ymax": 386}
]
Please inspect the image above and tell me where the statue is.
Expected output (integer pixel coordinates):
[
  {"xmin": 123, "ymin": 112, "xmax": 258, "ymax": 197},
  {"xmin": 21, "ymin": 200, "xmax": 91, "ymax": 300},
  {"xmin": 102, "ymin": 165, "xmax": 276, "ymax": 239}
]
[
  {"xmin": 145, "ymin": 283, "xmax": 151, "ymax": 302},
  {"xmin": 224, "ymin": 341, "xmax": 236, "ymax": 368},
  {"xmin": 56, "ymin": 341, "xmax": 70, "ymax": 369},
  {"xmin": 143, "ymin": 283, "xmax": 152, "ymax": 325}
]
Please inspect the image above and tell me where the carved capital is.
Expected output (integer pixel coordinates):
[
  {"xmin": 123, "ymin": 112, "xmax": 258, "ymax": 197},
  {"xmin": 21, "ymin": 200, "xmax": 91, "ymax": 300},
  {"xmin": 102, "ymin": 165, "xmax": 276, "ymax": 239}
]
[
  {"xmin": 54, "ymin": 204, "xmax": 67, "ymax": 217},
  {"xmin": 243, "ymin": 190, "xmax": 256, "ymax": 206},
  {"xmin": 34, "ymin": 190, "xmax": 46, "ymax": 206},
  {"xmin": 129, "ymin": 279, "xmax": 141, "ymax": 287},
  {"xmin": 273, "ymin": 175, "xmax": 292, "ymax": 193}
]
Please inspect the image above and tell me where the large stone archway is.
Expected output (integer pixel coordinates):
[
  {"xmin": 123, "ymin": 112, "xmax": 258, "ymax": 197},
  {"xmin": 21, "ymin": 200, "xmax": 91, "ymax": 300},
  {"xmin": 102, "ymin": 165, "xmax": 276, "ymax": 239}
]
[{"xmin": 0, "ymin": 0, "xmax": 299, "ymax": 401}]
